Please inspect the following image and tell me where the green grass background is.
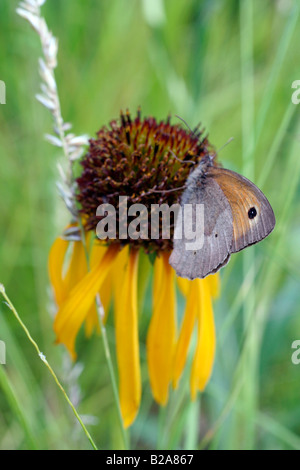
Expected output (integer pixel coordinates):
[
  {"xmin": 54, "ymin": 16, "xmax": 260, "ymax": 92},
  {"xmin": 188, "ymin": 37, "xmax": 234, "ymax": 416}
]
[{"xmin": 0, "ymin": 0, "xmax": 300, "ymax": 450}]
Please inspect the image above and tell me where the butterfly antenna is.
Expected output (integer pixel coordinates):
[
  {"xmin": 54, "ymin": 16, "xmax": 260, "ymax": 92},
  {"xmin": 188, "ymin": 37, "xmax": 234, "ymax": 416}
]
[
  {"xmin": 214, "ymin": 137, "xmax": 234, "ymax": 156},
  {"xmin": 175, "ymin": 114, "xmax": 199, "ymax": 139},
  {"xmin": 175, "ymin": 115, "xmax": 234, "ymax": 161}
]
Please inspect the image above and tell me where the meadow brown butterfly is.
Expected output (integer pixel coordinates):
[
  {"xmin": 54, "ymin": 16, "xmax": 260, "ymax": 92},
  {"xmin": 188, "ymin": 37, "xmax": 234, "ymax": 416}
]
[{"xmin": 169, "ymin": 155, "xmax": 276, "ymax": 279}]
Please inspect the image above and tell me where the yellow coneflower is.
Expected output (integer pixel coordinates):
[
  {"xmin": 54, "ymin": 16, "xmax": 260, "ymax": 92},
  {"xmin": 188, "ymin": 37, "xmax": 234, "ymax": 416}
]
[{"xmin": 48, "ymin": 110, "xmax": 220, "ymax": 428}]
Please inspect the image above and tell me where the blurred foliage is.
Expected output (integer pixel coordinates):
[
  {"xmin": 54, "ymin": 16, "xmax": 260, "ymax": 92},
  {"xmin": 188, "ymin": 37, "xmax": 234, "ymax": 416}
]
[{"xmin": 0, "ymin": 0, "xmax": 300, "ymax": 450}]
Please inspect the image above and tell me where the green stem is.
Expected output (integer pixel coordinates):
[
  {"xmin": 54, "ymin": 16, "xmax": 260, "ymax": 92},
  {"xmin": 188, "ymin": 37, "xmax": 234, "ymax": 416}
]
[
  {"xmin": 77, "ymin": 220, "xmax": 128, "ymax": 450},
  {"xmin": 239, "ymin": 0, "xmax": 257, "ymax": 450},
  {"xmin": 0, "ymin": 284, "xmax": 98, "ymax": 451},
  {"xmin": 157, "ymin": 404, "xmax": 167, "ymax": 450},
  {"xmin": 0, "ymin": 366, "xmax": 38, "ymax": 449},
  {"xmin": 184, "ymin": 398, "xmax": 200, "ymax": 450}
]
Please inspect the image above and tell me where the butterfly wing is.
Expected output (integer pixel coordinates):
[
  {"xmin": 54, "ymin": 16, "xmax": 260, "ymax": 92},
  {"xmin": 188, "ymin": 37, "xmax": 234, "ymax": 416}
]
[
  {"xmin": 169, "ymin": 177, "xmax": 233, "ymax": 279},
  {"xmin": 209, "ymin": 167, "xmax": 275, "ymax": 253}
]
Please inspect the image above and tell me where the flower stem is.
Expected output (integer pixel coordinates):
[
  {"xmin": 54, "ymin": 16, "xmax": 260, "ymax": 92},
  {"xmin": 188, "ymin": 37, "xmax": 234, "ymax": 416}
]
[
  {"xmin": 0, "ymin": 284, "xmax": 98, "ymax": 451},
  {"xmin": 96, "ymin": 294, "xmax": 129, "ymax": 450},
  {"xmin": 77, "ymin": 221, "xmax": 128, "ymax": 450}
]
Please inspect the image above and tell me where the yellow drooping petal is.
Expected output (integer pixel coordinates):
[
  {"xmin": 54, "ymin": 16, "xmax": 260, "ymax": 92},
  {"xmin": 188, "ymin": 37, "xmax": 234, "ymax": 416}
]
[
  {"xmin": 190, "ymin": 278, "xmax": 216, "ymax": 399},
  {"xmin": 172, "ymin": 280, "xmax": 199, "ymax": 389},
  {"xmin": 147, "ymin": 253, "xmax": 176, "ymax": 406},
  {"xmin": 207, "ymin": 273, "xmax": 220, "ymax": 299},
  {"xmin": 64, "ymin": 240, "xmax": 89, "ymax": 295},
  {"xmin": 89, "ymin": 239, "xmax": 108, "ymax": 268},
  {"xmin": 84, "ymin": 273, "xmax": 113, "ymax": 337},
  {"xmin": 48, "ymin": 225, "xmax": 90, "ymax": 307},
  {"xmin": 48, "ymin": 236, "xmax": 70, "ymax": 306},
  {"xmin": 114, "ymin": 248, "xmax": 141, "ymax": 428},
  {"xmin": 54, "ymin": 244, "xmax": 119, "ymax": 359},
  {"xmin": 112, "ymin": 245, "xmax": 132, "ymax": 301},
  {"xmin": 84, "ymin": 240, "xmax": 114, "ymax": 337},
  {"xmin": 176, "ymin": 277, "xmax": 190, "ymax": 297},
  {"xmin": 84, "ymin": 304, "xmax": 99, "ymax": 338}
]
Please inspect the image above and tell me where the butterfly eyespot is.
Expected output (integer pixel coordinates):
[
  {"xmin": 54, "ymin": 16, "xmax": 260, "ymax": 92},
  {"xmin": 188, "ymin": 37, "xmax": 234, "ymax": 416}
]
[
  {"xmin": 248, "ymin": 207, "xmax": 257, "ymax": 219},
  {"xmin": 215, "ymin": 233, "xmax": 218, "ymax": 238}
]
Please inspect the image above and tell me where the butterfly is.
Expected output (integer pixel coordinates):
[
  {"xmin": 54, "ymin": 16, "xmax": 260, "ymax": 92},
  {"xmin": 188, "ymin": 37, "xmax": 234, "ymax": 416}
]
[{"xmin": 169, "ymin": 155, "xmax": 276, "ymax": 279}]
